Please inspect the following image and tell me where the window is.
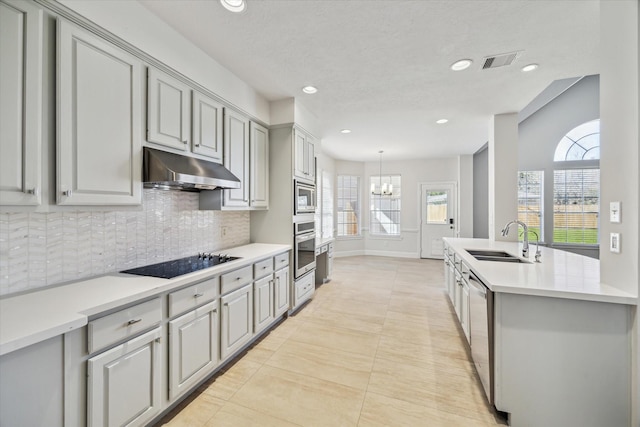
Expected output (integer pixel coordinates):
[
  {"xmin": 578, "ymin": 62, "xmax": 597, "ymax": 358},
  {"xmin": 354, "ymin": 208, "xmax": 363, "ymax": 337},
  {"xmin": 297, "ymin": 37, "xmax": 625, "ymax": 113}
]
[
  {"xmin": 337, "ymin": 175, "xmax": 360, "ymax": 237},
  {"xmin": 517, "ymin": 171, "xmax": 544, "ymax": 242},
  {"xmin": 426, "ymin": 191, "xmax": 448, "ymax": 224},
  {"xmin": 321, "ymin": 171, "xmax": 333, "ymax": 239},
  {"xmin": 370, "ymin": 175, "xmax": 401, "ymax": 236},
  {"xmin": 553, "ymin": 119, "xmax": 600, "ymax": 245},
  {"xmin": 553, "ymin": 169, "xmax": 600, "ymax": 244}
]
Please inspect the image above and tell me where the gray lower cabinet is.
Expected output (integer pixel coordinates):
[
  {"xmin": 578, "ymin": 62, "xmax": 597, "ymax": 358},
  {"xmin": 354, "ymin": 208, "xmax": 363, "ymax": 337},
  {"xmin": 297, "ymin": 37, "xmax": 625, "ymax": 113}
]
[
  {"xmin": 87, "ymin": 328, "xmax": 162, "ymax": 427},
  {"xmin": 274, "ymin": 266, "xmax": 290, "ymax": 317},
  {"xmin": 253, "ymin": 275, "xmax": 274, "ymax": 334},
  {"xmin": 168, "ymin": 301, "xmax": 219, "ymax": 400},
  {"xmin": 220, "ymin": 283, "xmax": 253, "ymax": 360}
]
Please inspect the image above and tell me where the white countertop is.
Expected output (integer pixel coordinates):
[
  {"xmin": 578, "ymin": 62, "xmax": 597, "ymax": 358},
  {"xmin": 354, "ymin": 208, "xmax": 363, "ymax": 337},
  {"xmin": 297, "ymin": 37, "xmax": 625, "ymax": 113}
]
[
  {"xmin": 0, "ymin": 243, "xmax": 290, "ymax": 356},
  {"xmin": 444, "ymin": 238, "xmax": 636, "ymax": 305},
  {"xmin": 316, "ymin": 236, "xmax": 335, "ymax": 248}
]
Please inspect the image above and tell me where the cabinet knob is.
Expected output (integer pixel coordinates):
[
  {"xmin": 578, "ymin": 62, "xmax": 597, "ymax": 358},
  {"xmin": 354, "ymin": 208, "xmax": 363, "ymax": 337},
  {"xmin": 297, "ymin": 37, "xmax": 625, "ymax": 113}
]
[
  {"xmin": 195, "ymin": 143, "xmax": 200, "ymax": 147},
  {"xmin": 25, "ymin": 188, "xmax": 39, "ymax": 196},
  {"xmin": 62, "ymin": 189, "xmax": 73, "ymax": 197},
  {"xmin": 183, "ymin": 140, "xmax": 188, "ymax": 145}
]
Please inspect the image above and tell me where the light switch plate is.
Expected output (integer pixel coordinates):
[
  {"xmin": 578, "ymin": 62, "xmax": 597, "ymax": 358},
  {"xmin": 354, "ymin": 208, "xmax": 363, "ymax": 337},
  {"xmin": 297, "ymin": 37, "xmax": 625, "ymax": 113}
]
[
  {"xmin": 610, "ymin": 232, "xmax": 620, "ymax": 253},
  {"xmin": 610, "ymin": 201, "xmax": 621, "ymax": 223}
]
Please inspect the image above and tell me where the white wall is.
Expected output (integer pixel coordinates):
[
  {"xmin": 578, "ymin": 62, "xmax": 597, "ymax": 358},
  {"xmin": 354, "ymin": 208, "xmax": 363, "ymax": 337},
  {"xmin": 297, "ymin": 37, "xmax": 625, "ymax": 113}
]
[
  {"xmin": 458, "ymin": 155, "xmax": 474, "ymax": 238},
  {"xmin": 58, "ymin": 0, "xmax": 270, "ymax": 123},
  {"xmin": 334, "ymin": 157, "xmax": 460, "ymax": 258},
  {"xmin": 489, "ymin": 113, "xmax": 519, "ymax": 241},
  {"xmin": 599, "ymin": 2, "xmax": 639, "ymax": 424}
]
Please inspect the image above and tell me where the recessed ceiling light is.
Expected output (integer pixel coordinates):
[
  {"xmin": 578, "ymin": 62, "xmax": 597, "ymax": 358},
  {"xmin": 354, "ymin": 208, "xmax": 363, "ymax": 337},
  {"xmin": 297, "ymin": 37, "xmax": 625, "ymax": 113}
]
[
  {"xmin": 302, "ymin": 86, "xmax": 318, "ymax": 94},
  {"xmin": 522, "ymin": 63, "xmax": 539, "ymax": 72},
  {"xmin": 340, "ymin": 129, "xmax": 352, "ymax": 134},
  {"xmin": 450, "ymin": 59, "xmax": 473, "ymax": 71},
  {"xmin": 436, "ymin": 119, "xmax": 449, "ymax": 124},
  {"xmin": 220, "ymin": 0, "xmax": 246, "ymax": 13}
]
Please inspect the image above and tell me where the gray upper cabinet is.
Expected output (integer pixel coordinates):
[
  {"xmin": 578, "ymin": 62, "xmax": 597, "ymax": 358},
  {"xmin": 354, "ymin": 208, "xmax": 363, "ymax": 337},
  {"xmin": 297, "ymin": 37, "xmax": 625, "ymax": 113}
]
[
  {"xmin": 293, "ymin": 128, "xmax": 315, "ymax": 183},
  {"xmin": 250, "ymin": 121, "xmax": 269, "ymax": 209},
  {"xmin": 223, "ymin": 108, "xmax": 250, "ymax": 208},
  {"xmin": 147, "ymin": 68, "xmax": 191, "ymax": 152},
  {"xmin": 57, "ymin": 19, "xmax": 142, "ymax": 205},
  {"xmin": 192, "ymin": 91, "xmax": 223, "ymax": 162},
  {"xmin": 0, "ymin": 0, "xmax": 43, "ymax": 206}
]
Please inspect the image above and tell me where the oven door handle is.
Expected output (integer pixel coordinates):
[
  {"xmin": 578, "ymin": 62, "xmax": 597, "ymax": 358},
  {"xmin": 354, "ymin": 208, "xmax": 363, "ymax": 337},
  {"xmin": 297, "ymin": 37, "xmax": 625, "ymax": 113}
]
[{"xmin": 296, "ymin": 233, "xmax": 316, "ymax": 243}]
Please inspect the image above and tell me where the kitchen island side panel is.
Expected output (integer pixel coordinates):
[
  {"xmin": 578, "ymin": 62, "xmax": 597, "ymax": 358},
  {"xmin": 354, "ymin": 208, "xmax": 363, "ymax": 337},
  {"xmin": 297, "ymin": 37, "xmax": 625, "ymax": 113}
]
[{"xmin": 494, "ymin": 292, "xmax": 631, "ymax": 427}]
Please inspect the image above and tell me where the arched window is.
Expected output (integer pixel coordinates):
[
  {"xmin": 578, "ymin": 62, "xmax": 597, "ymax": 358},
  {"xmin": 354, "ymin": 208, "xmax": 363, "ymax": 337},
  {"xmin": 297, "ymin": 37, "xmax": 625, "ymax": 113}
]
[
  {"xmin": 553, "ymin": 119, "xmax": 600, "ymax": 161},
  {"xmin": 553, "ymin": 119, "xmax": 600, "ymax": 245}
]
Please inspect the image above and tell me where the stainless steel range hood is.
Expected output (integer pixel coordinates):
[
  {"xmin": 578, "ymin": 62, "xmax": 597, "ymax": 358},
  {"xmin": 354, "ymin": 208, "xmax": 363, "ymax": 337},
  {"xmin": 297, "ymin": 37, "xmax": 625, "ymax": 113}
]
[{"xmin": 143, "ymin": 147, "xmax": 241, "ymax": 191}]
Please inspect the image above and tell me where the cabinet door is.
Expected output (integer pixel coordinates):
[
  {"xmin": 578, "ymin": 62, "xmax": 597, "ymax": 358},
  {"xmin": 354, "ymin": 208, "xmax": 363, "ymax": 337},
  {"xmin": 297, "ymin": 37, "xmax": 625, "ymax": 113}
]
[
  {"xmin": 306, "ymin": 136, "xmax": 316, "ymax": 181},
  {"xmin": 192, "ymin": 91, "xmax": 223, "ymax": 162},
  {"xmin": 461, "ymin": 281, "xmax": 470, "ymax": 343},
  {"xmin": 293, "ymin": 129, "xmax": 306, "ymax": 180},
  {"xmin": 274, "ymin": 267, "xmax": 290, "ymax": 317},
  {"xmin": 147, "ymin": 67, "xmax": 191, "ymax": 151},
  {"xmin": 87, "ymin": 328, "xmax": 161, "ymax": 427},
  {"xmin": 169, "ymin": 301, "xmax": 218, "ymax": 400},
  {"xmin": 250, "ymin": 121, "xmax": 269, "ymax": 208},
  {"xmin": 220, "ymin": 283, "xmax": 253, "ymax": 360},
  {"xmin": 223, "ymin": 109, "xmax": 250, "ymax": 208},
  {"xmin": 0, "ymin": 0, "xmax": 42, "ymax": 205},
  {"xmin": 254, "ymin": 276, "xmax": 274, "ymax": 333},
  {"xmin": 57, "ymin": 20, "xmax": 142, "ymax": 205}
]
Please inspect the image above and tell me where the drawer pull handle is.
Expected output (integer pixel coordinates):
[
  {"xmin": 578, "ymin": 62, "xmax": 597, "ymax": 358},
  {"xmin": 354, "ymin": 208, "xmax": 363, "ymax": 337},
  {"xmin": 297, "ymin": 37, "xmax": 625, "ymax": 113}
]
[
  {"xmin": 262, "ymin": 266, "xmax": 267, "ymax": 269},
  {"xmin": 194, "ymin": 293, "xmax": 204, "ymax": 298},
  {"xmin": 127, "ymin": 318, "xmax": 142, "ymax": 326}
]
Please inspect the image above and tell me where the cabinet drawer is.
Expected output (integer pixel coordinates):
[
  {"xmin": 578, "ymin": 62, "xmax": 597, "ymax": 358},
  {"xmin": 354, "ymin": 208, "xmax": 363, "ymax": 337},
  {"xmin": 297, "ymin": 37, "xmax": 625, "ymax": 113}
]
[
  {"xmin": 274, "ymin": 252, "xmax": 289, "ymax": 268},
  {"xmin": 320, "ymin": 244, "xmax": 328, "ymax": 254},
  {"xmin": 253, "ymin": 258, "xmax": 274, "ymax": 279},
  {"xmin": 294, "ymin": 272, "xmax": 315, "ymax": 306},
  {"xmin": 168, "ymin": 276, "xmax": 220, "ymax": 318},
  {"xmin": 88, "ymin": 298, "xmax": 162, "ymax": 354},
  {"xmin": 221, "ymin": 265, "xmax": 253, "ymax": 294}
]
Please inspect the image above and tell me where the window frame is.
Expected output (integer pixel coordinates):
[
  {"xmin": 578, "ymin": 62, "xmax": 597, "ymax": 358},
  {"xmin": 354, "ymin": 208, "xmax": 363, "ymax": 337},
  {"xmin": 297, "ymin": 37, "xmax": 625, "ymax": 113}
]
[
  {"xmin": 551, "ymin": 119, "xmax": 600, "ymax": 247},
  {"xmin": 517, "ymin": 170, "xmax": 544, "ymax": 243},
  {"xmin": 336, "ymin": 175, "xmax": 361, "ymax": 238},
  {"xmin": 369, "ymin": 174, "xmax": 401, "ymax": 237}
]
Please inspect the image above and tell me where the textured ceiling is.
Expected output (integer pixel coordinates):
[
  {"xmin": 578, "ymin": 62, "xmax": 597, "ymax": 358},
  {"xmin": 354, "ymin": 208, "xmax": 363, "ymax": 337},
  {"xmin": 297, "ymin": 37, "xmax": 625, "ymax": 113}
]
[{"xmin": 138, "ymin": 0, "xmax": 600, "ymax": 161}]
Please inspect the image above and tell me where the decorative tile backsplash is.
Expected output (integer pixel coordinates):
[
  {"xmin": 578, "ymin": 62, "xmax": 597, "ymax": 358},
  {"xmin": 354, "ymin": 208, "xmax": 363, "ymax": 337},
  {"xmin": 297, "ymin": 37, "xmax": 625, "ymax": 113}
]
[{"xmin": 0, "ymin": 190, "xmax": 250, "ymax": 297}]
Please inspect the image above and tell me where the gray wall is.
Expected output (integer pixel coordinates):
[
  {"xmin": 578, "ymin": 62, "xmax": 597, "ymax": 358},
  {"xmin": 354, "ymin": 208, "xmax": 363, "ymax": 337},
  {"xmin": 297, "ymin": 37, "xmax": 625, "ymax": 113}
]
[
  {"xmin": 473, "ymin": 144, "xmax": 489, "ymax": 238},
  {"xmin": 518, "ymin": 75, "xmax": 600, "ymax": 258}
]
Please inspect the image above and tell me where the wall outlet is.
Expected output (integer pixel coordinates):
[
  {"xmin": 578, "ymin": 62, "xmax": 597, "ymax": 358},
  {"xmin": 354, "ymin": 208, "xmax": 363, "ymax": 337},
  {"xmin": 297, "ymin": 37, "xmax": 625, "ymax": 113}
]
[
  {"xmin": 221, "ymin": 226, "xmax": 229, "ymax": 237},
  {"xmin": 609, "ymin": 232, "xmax": 620, "ymax": 253}
]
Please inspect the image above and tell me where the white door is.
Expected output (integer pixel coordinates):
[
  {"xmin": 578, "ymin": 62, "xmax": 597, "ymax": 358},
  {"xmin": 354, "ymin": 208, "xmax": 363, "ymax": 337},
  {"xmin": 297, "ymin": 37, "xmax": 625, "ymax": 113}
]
[
  {"xmin": 274, "ymin": 267, "xmax": 290, "ymax": 317},
  {"xmin": 249, "ymin": 121, "xmax": 269, "ymax": 208},
  {"xmin": 223, "ymin": 109, "xmax": 250, "ymax": 208},
  {"xmin": 57, "ymin": 20, "xmax": 143, "ymax": 206},
  {"xmin": 147, "ymin": 67, "xmax": 191, "ymax": 151},
  {"xmin": 87, "ymin": 328, "xmax": 161, "ymax": 427},
  {"xmin": 192, "ymin": 90, "xmax": 223, "ymax": 162},
  {"xmin": 0, "ymin": 0, "xmax": 42, "ymax": 206},
  {"xmin": 253, "ymin": 276, "xmax": 274, "ymax": 333},
  {"xmin": 420, "ymin": 182, "xmax": 457, "ymax": 259},
  {"xmin": 220, "ymin": 283, "xmax": 253, "ymax": 360}
]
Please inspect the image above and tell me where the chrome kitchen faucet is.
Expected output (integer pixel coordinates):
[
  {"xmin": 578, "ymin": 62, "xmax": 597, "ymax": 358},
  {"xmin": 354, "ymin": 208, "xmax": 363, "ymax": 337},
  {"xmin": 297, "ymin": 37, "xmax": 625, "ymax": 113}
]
[{"xmin": 501, "ymin": 220, "xmax": 529, "ymax": 258}]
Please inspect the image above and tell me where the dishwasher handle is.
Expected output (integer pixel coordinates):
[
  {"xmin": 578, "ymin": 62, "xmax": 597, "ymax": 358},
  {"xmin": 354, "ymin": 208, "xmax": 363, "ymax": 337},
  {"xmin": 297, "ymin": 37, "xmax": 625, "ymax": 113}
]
[{"xmin": 468, "ymin": 272, "xmax": 488, "ymax": 298}]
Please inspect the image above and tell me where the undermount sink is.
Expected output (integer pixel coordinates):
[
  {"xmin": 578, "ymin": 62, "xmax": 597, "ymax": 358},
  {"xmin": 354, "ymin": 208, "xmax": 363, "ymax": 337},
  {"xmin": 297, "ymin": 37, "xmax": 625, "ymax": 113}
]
[{"xmin": 465, "ymin": 249, "xmax": 532, "ymax": 264}]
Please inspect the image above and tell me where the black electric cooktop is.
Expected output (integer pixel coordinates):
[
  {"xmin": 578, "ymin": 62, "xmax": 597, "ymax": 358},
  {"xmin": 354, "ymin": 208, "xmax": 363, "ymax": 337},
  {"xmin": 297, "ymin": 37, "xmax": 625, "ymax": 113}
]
[{"xmin": 121, "ymin": 254, "xmax": 240, "ymax": 279}]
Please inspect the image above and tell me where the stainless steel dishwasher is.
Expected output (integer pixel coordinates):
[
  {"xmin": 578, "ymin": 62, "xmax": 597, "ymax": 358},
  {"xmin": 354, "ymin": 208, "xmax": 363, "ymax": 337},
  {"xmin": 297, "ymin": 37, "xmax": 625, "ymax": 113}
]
[{"xmin": 468, "ymin": 271, "xmax": 494, "ymax": 405}]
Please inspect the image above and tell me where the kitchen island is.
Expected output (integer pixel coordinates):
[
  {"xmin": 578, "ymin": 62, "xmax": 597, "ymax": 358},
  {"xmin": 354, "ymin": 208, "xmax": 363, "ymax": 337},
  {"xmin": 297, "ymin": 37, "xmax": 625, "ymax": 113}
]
[{"xmin": 444, "ymin": 238, "xmax": 635, "ymax": 427}]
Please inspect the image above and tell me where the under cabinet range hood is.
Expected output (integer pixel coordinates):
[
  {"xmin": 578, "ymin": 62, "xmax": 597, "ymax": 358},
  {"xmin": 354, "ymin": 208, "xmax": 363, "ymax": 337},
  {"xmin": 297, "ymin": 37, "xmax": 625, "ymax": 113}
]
[{"xmin": 143, "ymin": 147, "xmax": 241, "ymax": 191}]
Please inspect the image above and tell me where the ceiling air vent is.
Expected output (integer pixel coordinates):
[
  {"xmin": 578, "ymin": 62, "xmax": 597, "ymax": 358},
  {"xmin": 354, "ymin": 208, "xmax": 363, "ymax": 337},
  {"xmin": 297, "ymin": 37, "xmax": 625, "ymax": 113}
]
[{"xmin": 482, "ymin": 51, "xmax": 520, "ymax": 69}]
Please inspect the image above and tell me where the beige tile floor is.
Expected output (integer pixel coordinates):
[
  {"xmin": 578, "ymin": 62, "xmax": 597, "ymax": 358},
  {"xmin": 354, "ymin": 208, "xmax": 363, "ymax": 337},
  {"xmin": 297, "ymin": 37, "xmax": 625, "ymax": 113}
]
[{"xmin": 154, "ymin": 256, "xmax": 508, "ymax": 427}]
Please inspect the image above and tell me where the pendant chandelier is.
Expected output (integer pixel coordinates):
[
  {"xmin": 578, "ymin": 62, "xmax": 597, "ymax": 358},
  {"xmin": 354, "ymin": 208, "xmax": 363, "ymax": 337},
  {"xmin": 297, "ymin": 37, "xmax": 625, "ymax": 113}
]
[{"xmin": 371, "ymin": 150, "xmax": 393, "ymax": 196}]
